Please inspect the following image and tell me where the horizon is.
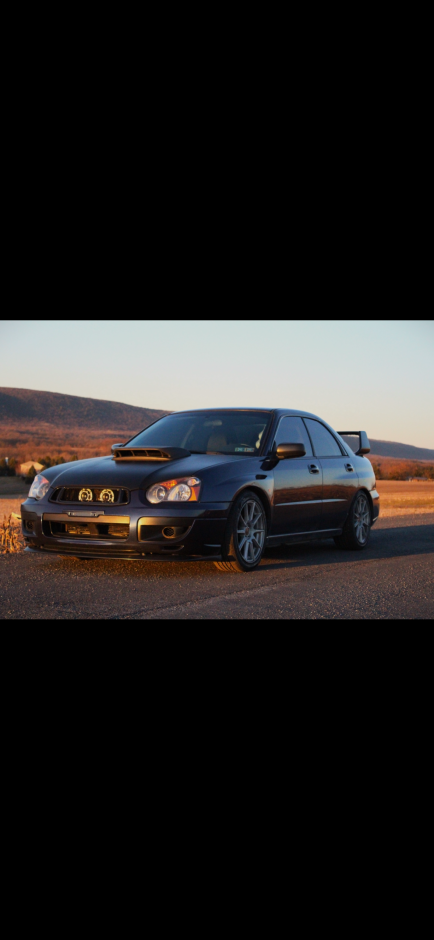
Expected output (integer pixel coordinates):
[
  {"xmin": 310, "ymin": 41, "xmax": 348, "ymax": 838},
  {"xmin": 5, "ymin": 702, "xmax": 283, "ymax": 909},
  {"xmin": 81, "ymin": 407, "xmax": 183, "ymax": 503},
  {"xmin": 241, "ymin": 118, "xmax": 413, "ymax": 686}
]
[
  {"xmin": 1, "ymin": 319, "xmax": 433, "ymax": 448},
  {"xmin": 1, "ymin": 384, "xmax": 434, "ymax": 452}
]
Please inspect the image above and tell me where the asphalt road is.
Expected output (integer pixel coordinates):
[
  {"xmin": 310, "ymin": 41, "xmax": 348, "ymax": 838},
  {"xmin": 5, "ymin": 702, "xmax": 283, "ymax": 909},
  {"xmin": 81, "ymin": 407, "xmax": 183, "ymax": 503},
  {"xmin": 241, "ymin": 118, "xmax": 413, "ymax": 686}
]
[{"xmin": 1, "ymin": 514, "xmax": 433, "ymax": 620}]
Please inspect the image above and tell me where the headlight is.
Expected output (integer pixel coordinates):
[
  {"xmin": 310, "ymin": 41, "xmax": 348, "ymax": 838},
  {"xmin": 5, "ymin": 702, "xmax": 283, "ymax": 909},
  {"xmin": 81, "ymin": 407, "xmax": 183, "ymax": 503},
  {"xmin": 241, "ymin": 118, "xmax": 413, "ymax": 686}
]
[
  {"xmin": 29, "ymin": 474, "xmax": 51, "ymax": 500},
  {"xmin": 146, "ymin": 477, "xmax": 201, "ymax": 504}
]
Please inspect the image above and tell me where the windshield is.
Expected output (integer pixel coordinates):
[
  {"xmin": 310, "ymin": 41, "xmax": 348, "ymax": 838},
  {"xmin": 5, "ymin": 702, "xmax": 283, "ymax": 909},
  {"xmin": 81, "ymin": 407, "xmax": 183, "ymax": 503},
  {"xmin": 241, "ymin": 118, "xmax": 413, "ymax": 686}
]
[{"xmin": 127, "ymin": 412, "xmax": 272, "ymax": 456}]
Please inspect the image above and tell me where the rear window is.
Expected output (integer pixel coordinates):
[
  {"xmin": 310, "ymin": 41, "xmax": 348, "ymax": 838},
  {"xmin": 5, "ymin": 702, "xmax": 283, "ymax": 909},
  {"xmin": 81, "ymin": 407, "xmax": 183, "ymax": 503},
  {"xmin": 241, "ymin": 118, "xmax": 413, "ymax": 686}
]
[
  {"xmin": 341, "ymin": 435, "xmax": 359, "ymax": 454},
  {"xmin": 304, "ymin": 419, "xmax": 343, "ymax": 457}
]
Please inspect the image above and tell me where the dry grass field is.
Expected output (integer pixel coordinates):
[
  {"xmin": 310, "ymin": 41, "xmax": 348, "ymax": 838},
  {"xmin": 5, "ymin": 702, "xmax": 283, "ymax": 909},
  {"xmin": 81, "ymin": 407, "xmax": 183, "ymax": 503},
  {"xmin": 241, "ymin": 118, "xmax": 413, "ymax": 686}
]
[
  {"xmin": 1, "ymin": 499, "xmax": 24, "ymax": 520},
  {"xmin": 0, "ymin": 477, "xmax": 29, "ymax": 497},
  {"xmin": 376, "ymin": 480, "xmax": 434, "ymax": 516}
]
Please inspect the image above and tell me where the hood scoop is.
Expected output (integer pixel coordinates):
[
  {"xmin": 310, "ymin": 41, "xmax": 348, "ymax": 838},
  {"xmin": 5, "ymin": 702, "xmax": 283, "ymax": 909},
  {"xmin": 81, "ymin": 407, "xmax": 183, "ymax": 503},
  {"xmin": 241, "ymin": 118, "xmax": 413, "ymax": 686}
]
[{"xmin": 112, "ymin": 446, "xmax": 191, "ymax": 462}]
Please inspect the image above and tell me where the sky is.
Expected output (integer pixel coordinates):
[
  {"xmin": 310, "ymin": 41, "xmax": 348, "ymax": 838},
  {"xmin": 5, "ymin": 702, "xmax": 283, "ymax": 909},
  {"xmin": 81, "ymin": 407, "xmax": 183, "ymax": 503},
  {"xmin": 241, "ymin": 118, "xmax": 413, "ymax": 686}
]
[{"xmin": 0, "ymin": 319, "xmax": 433, "ymax": 448}]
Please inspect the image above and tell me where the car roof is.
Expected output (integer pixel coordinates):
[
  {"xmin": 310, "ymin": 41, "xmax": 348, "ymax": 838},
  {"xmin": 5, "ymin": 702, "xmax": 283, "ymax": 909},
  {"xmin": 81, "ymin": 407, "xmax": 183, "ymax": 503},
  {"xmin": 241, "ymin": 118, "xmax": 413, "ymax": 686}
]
[{"xmin": 170, "ymin": 408, "xmax": 324, "ymax": 421}]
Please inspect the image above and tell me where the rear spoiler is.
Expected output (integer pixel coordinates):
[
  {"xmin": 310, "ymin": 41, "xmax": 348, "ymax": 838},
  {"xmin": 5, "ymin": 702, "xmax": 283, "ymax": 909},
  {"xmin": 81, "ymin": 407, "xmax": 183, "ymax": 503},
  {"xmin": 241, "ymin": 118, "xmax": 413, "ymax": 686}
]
[
  {"xmin": 338, "ymin": 432, "xmax": 371, "ymax": 456},
  {"xmin": 112, "ymin": 446, "xmax": 191, "ymax": 461}
]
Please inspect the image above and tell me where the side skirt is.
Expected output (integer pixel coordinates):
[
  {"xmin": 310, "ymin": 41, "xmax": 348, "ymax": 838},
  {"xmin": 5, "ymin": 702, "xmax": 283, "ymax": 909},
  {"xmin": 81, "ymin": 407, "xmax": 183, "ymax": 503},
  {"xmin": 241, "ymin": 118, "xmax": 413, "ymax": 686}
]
[{"xmin": 266, "ymin": 528, "xmax": 342, "ymax": 548}]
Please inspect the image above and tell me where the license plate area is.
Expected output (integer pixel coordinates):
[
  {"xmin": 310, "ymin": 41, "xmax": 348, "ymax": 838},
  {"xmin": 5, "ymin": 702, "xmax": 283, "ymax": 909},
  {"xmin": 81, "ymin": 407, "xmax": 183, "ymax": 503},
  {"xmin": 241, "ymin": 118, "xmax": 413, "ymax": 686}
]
[
  {"xmin": 42, "ymin": 514, "xmax": 130, "ymax": 540},
  {"xmin": 47, "ymin": 522, "xmax": 129, "ymax": 540}
]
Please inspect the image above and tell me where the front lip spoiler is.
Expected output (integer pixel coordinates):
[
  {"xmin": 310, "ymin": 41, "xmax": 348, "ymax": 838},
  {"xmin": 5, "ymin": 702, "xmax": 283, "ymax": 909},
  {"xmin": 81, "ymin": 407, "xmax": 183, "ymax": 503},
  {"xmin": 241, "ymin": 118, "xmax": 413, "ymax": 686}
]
[{"xmin": 24, "ymin": 545, "xmax": 223, "ymax": 562}]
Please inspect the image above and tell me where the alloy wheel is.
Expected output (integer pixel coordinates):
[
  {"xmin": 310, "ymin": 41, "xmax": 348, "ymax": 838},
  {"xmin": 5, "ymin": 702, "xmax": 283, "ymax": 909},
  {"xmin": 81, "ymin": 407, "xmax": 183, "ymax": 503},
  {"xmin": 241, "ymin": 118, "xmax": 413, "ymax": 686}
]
[
  {"xmin": 236, "ymin": 499, "xmax": 266, "ymax": 565},
  {"xmin": 354, "ymin": 494, "xmax": 370, "ymax": 544}
]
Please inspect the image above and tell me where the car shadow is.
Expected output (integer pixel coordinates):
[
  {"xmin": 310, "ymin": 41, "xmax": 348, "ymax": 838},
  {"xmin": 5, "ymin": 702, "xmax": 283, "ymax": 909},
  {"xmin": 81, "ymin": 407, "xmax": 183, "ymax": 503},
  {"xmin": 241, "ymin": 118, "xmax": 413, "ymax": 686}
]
[{"xmin": 258, "ymin": 523, "xmax": 434, "ymax": 572}]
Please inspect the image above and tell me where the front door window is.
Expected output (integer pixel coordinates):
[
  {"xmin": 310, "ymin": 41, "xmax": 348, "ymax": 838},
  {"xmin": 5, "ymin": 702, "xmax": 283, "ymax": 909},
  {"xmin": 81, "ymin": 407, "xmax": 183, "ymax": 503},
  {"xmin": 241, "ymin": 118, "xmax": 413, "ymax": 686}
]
[
  {"xmin": 274, "ymin": 417, "xmax": 313, "ymax": 455},
  {"xmin": 271, "ymin": 417, "xmax": 321, "ymax": 535}
]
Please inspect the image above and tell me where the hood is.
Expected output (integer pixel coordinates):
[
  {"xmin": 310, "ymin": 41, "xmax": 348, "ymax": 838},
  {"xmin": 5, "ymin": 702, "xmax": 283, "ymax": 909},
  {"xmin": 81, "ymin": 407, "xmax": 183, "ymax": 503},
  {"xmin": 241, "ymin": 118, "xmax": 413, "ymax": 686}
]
[{"xmin": 45, "ymin": 453, "xmax": 248, "ymax": 490}]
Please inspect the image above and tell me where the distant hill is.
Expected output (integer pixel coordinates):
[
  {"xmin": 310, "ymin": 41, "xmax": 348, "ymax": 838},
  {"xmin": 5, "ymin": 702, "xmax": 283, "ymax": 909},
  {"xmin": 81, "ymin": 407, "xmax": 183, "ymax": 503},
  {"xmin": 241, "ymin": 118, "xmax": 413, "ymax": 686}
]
[
  {"xmin": 368, "ymin": 440, "xmax": 434, "ymax": 461},
  {"xmin": 0, "ymin": 388, "xmax": 167, "ymax": 430},
  {"xmin": 0, "ymin": 388, "xmax": 168, "ymax": 463},
  {"xmin": 0, "ymin": 389, "xmax": 432, "ymax": 464},
  {"xmin": 342, "ymin": 435, "xmax": 434, "ymax": 462}
]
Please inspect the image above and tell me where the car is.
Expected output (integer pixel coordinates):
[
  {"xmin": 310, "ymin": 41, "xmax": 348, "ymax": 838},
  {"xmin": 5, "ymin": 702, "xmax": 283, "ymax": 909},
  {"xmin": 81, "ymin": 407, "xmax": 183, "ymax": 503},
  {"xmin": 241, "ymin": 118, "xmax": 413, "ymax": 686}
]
[{"xmin": 21, "ymin": 409, "xmax": 380, "ymax": 572}]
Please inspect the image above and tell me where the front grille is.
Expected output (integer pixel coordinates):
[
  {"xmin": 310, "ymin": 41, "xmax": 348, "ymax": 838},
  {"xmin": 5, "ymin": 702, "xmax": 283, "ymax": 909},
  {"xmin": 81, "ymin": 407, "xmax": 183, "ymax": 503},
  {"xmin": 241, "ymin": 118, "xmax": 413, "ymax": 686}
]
[
  {"xmin": 51, "ymin": 487, "xmax": 129, "ymax": 505},
  {"xmin": 45, "ymin": 521, "xmax": 130, "ymax": 540}
]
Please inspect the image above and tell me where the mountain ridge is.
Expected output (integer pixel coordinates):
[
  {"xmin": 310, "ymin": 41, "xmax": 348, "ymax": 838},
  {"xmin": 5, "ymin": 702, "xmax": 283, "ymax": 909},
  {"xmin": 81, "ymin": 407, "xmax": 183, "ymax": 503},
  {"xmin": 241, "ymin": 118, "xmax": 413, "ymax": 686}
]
[
  {"xmin": 365, "ymin": 440, "xmax": 434, "ymax": 461},
  {"xmin": 0, "ymin": 387, "xmax": 167, "ymax": 429},
  {"xmin": 0, "ymin": 388, "xmax": 433, "ymax": 461}
]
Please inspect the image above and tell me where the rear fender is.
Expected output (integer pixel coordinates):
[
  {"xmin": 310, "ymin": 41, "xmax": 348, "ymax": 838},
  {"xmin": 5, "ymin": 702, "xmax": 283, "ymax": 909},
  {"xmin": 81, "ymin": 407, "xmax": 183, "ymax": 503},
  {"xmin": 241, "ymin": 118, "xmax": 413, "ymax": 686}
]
[{"xmin": 347, "ymin": 487, "xmax": 379, "ymax": 526}]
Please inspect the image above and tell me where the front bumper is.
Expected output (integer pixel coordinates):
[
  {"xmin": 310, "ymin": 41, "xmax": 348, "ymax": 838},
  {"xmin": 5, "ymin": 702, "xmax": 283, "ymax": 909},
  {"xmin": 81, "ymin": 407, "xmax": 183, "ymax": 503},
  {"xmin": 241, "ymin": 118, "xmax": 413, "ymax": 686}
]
[{"xmin": 21, "ymin": 498, "xmax": 230, "ymax": 561}]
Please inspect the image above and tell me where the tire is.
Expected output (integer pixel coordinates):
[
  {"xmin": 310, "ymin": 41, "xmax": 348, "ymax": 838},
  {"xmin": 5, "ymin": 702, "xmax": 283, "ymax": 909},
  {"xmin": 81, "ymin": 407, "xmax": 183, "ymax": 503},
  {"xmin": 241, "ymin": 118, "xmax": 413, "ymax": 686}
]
[
  {"xmin": 214, "ymin": 490, "xmax": 267, "ymax": 573},
  {"xmin": 334, "ymin": 491, "xmax": 372, "ymax": 551}
]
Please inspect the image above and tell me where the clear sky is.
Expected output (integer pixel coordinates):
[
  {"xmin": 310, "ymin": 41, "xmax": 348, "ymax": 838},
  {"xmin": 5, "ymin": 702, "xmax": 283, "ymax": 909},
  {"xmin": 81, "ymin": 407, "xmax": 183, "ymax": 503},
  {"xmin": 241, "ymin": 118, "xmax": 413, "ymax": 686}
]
[{"xmin": 0, "ymin": 319, "xmax": 433, "ymax": 448}]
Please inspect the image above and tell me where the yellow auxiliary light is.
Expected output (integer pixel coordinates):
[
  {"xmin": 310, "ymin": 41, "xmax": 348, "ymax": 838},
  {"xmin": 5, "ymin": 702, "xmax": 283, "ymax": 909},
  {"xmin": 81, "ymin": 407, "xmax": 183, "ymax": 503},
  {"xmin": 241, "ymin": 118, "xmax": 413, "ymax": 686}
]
[
  {"xmin": 79, "ymin": 488, "xmax": 93, "ymax": 502},
  {"xmin": 99, "ymin": 489, "xmax": 115, "ymax": 503}
]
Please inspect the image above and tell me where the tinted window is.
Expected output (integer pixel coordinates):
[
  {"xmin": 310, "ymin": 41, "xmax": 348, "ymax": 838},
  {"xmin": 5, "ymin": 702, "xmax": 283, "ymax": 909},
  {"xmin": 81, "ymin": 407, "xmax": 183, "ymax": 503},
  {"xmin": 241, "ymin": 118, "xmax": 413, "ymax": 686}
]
[
  {"xmin": 274, "ymin": 417, "xmax": 313, "ymax": 456},
  {"xmin": 127, "ymin": 412, "xmax": 272, "ymax": 456},
  {"xmin": 304, "ymin": 419, "xmax": 342, "ymax": 457},
  {"xmin": 341, "ymin": 435, "xmax": 359, "ymax": 454}
]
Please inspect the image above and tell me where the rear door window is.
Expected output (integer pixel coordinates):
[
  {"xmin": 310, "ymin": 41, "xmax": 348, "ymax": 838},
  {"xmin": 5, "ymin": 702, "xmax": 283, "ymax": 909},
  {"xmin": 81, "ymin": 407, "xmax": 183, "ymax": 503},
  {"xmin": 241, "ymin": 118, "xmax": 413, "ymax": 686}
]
[
  {"xmin": 304, "ymin": 419, "xmax": 343, "ymax": 457},
  {"xmin": 274, "ymin": 417, "xmax": 313, "ymax": 456}
]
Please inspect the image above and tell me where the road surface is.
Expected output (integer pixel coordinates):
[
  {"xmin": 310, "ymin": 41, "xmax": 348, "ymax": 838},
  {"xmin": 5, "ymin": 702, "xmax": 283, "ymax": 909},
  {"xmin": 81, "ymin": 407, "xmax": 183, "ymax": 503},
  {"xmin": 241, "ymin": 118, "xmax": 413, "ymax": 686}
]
[{"xmin": 1, "ymin": 514, "xmax": 433, "ymax": 619}]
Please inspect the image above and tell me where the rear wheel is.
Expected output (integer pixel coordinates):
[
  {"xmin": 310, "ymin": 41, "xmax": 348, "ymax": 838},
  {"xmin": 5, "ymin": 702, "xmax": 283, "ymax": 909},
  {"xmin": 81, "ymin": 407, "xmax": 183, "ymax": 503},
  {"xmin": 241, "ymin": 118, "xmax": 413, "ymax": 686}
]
[
  {"xmin": 334, "ymin": 492, "xmax": 372, "ymax": 551},
  {"xmin": 215, "ymin": 491, "xmax": 267, "ymax": 573}
]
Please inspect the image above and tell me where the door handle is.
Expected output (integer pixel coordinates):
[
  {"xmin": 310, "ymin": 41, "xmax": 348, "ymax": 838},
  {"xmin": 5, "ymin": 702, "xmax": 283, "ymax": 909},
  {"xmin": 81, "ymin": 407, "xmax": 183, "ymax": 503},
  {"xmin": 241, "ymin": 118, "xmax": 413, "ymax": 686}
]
[
  {"xmin": 345, "ymin": 463, "xmax": 355, "ymax": 472},
  {"xmin": 309, "ymin": 464, "xmax": 320, "ymax": 474}
]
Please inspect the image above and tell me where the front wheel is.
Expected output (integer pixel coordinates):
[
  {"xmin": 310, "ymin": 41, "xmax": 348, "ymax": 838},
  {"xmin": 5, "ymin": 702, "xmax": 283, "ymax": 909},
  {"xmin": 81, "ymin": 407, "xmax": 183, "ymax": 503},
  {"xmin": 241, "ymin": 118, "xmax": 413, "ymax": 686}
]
[
  {"xmin": 215, "ymin": 491, "xmax": 267, "ymax": 573},
  {"xmin": 334, "ymin": 492, "xmax": 372, "ymax": 551}
]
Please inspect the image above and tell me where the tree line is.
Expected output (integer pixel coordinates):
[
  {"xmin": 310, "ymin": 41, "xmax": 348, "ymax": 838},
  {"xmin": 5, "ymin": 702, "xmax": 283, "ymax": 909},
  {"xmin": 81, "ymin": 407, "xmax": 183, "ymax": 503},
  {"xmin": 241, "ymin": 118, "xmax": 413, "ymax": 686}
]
[
  {"xmin": 371, "ymin": 460, "xmax": 434, "ymax": 481},
  {"xmin": 0, "ymin": 454, "xmax": 79, "ymax": 482}
]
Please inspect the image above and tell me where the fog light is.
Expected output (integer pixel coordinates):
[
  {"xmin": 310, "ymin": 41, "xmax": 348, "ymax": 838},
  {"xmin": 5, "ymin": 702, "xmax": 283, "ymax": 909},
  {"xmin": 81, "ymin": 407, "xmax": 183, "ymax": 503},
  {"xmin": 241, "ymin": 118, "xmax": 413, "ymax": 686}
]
[{"xmin": 162, "ymin": 527, "xmax": 176, "ymax": 539}]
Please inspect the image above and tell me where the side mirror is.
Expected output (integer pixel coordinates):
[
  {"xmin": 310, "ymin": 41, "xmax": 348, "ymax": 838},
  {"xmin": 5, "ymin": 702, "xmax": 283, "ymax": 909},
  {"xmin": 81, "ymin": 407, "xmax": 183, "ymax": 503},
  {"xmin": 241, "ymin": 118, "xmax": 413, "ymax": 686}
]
[
  {"xmin": 276, "ymin": 443, "xmax": 306, "ymax": 460},
  {"xmin": 111, "ymin": 443, "xmax": 126, "ymax": 453}
]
